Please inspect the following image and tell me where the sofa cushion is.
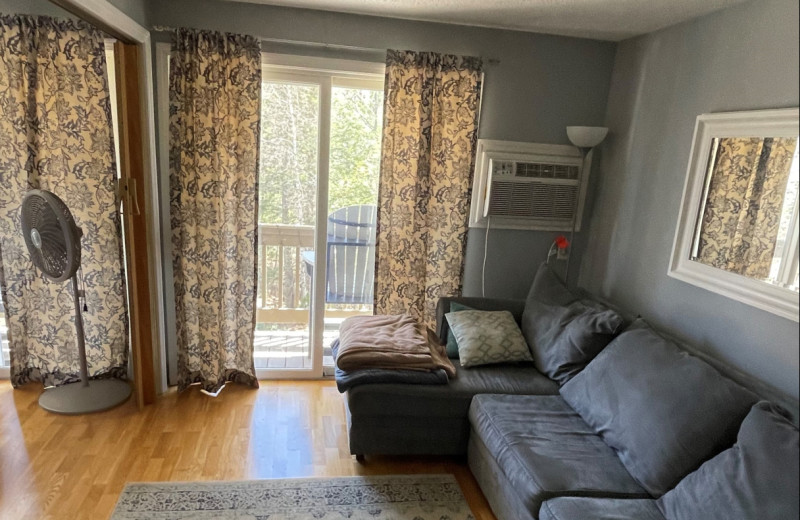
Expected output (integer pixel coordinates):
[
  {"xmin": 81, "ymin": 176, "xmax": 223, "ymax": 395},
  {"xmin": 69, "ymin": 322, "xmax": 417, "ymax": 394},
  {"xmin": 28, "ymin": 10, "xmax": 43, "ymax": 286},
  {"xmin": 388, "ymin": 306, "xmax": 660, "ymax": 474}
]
[
  {"xmin": 560, "ymin": 319, "xmax": 758, "ymax": 496},
  {"xmin": 445, "ymin": 301, "xmax": 474, "ymax": 358},
  {"xmin": 657, "ymin": 401, "xmax": 799, "ymax": 520},
  {"xmin": 539, "ymin": 497, "xmax": 665, "ymax": 520},
  {"xmin": 522, "ymin": 263, "xmax": 623, "ymax": 384},
  {"xmin": 446, "ymin": 310, "xmax": 533, "ymax": 367},
  {"xmin": 469, "ymin": 394, "xmax": 649, "ymax": 515}
]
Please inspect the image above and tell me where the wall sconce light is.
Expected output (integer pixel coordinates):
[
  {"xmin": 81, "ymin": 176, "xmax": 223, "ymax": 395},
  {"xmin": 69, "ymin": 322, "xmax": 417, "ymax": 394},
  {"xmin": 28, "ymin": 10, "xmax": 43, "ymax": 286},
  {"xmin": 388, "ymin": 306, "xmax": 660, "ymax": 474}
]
[{"xmin": 567, "ymin": 126, "xmax": 609, "ymax": 157}]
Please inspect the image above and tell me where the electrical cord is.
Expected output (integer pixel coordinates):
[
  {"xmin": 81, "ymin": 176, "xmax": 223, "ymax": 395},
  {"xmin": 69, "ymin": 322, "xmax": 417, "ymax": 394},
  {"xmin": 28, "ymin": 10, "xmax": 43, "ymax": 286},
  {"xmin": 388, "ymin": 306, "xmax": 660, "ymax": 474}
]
[
  {"xmin": 546, "ymin": 241, "xmax": 557, "ymax": 264},
  {"xmin": 482, "ymin": 216, "xmax": 491, "ymax": 297}
]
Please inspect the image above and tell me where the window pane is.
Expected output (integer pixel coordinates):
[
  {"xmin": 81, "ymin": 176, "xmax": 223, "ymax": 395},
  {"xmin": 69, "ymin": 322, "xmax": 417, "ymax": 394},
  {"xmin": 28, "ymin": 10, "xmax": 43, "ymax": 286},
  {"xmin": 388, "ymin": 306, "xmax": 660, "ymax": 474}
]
[
  {"xmin": 256, "ymin": 80, "xmax": 320, "ymax": 370},
  {"xmin": 329, "ymin": 87, "xmax": 383, "ymax": 211},
  {"xmin": 323, "ymin": 86, "xmax": 383, "ymax": 367},
  {"xmin": 769, "ymin": 147, "xmax": 799, "ymax": 285},
  {"xmin": 259, "ymin": 82, "xmax": 320, "ymax": 227},
  {"xmin": 0, "ymin": 289, "xmax": 8, "ymax": 368}
]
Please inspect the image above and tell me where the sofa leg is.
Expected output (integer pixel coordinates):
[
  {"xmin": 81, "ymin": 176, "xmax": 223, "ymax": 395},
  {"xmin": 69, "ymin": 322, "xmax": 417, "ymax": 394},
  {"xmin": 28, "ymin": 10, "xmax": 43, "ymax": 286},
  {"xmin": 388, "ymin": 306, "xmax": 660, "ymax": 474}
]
[{"xmin": 355, "ymin": 454, "xmax": 365, "ymax": 463}]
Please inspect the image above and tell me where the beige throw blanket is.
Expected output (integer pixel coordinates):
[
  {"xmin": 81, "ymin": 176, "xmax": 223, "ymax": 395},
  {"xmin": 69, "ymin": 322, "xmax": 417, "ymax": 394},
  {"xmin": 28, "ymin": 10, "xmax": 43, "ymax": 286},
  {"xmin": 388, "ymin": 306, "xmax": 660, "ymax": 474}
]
[{"xmin": 336, "ymin": 314, "xmax": 456, "ymax": 377}]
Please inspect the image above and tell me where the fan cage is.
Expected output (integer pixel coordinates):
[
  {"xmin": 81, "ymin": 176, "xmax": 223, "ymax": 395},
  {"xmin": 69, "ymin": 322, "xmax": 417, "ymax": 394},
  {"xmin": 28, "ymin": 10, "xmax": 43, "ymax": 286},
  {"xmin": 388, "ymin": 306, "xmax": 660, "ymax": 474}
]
[{"xmin": 21, "ymin": 190, "xmax": 82, "ymax": 282}]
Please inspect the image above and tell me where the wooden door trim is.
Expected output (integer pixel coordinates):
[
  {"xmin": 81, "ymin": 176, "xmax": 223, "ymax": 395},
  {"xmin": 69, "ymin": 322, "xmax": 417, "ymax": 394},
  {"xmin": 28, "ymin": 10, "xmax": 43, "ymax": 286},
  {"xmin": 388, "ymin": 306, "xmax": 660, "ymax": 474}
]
[{"xmin": 114, "ymin": 42, "xmax": 155, "ymax": 406}]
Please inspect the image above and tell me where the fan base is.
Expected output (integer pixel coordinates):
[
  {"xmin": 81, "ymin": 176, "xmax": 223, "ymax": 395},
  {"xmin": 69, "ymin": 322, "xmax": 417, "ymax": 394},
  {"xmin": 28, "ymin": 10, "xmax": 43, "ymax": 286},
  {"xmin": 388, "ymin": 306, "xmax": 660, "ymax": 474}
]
[{"xmin": 38, "ymin": 379, "xmax": 132, "ymax": 415}]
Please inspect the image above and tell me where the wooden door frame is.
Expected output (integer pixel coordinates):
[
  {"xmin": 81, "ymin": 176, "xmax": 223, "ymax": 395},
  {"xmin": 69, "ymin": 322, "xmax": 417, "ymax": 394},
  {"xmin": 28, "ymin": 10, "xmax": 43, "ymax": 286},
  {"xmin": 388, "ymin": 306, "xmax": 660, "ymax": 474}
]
[
  {"xmin": 51, "ymin": 0, "xmax": 168, "ymax": 400},
  {"xmin": 113, "ymin": 41, "xmax": 157, "ymax": 407}
]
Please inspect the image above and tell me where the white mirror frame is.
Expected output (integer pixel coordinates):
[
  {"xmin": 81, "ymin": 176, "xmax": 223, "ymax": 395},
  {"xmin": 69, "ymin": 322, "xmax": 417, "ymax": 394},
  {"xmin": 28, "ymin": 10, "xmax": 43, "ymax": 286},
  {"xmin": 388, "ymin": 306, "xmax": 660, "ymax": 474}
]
[{"xmin": 669, "ymin": 108, "xmax": 800, "ymax": 322}]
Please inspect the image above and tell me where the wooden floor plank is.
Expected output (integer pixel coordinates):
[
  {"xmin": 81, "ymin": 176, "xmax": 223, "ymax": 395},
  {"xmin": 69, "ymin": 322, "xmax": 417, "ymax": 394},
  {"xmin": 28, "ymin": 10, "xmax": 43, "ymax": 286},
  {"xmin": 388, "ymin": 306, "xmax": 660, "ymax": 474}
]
[{"xmin": 0, "ymin": 380, "xmax": 497, "ymax": 520}]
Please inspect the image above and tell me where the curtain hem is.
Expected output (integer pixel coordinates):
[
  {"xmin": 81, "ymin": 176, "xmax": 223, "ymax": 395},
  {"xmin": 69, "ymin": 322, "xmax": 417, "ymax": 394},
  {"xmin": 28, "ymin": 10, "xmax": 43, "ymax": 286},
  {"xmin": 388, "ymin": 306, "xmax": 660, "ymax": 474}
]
[
  {"xmin": 11, "ymin": 365, "xmax": 129, "ymax": 389},
  {"xmin": 177, "ymin": 368, "xmax": 259, "ymax": 394}
]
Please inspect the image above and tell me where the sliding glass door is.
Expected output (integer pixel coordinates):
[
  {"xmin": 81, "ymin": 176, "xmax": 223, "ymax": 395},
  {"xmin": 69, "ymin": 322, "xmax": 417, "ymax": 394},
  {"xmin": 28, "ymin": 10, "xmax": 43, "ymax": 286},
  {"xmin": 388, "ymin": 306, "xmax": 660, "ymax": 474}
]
[
  {"xmin": 256, "ymin": 72, "xmax": 326, "ymax": 377},
  {"xmin": 322, "ymin": 83, "xmax": 383, "ymax": 372},
  {"xmin": 0, "ymin": 289, "xmax": 8, "ymax": 378},
  {"xmin": 256, "ymin": 56, "xmax": 383, "ymax": 378}
]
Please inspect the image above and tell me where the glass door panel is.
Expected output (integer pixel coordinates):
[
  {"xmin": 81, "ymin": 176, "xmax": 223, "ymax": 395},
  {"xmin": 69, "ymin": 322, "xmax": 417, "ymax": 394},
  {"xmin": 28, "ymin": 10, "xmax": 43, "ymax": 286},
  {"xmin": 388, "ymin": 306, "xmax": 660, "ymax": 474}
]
[
  {"xmin": 322, "ymin": 85, "xmax": 383, "ymax": 369},
  {"xmin": 0, "ymin": 288, "xmax": 8, "ymax": 373},
  {"xmin": 256, "ymin": 60, "xmax": 384, "ymax": 378},
  {"xmin": 257, "ymin": 79, "xmax": 320, "ymax": 373}
]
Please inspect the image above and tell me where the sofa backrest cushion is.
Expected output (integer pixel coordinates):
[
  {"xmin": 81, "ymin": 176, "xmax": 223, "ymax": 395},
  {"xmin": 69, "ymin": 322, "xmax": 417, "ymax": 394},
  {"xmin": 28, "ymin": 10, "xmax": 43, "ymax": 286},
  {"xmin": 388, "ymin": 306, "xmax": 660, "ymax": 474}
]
[
  {"xmin": 657, "ymin": 401, "xmax": 799, "ymax": 520},
  {"xmin": 521, "ymin": 263, "xmax": 624, "ymax": 384},
  {"xmin": 559, "ymin": 318, "xmax": 758, "ymax": 496}
]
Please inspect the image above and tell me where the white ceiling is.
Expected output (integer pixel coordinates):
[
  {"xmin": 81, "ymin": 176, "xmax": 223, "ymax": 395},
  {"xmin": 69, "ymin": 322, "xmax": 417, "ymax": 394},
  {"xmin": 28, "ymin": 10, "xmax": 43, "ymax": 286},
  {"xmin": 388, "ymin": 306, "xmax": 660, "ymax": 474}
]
[{"xmin": 225, "ymin": 0, "xmax": 749, "ymax": 41}]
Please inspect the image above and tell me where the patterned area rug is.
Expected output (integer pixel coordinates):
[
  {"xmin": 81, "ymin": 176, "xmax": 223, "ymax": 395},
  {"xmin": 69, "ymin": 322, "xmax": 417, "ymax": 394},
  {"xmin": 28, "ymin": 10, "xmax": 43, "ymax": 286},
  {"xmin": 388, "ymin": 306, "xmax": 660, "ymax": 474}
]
[{"xmin": 111, "ymin": 474, "xmax": 475, "ymax": 519}]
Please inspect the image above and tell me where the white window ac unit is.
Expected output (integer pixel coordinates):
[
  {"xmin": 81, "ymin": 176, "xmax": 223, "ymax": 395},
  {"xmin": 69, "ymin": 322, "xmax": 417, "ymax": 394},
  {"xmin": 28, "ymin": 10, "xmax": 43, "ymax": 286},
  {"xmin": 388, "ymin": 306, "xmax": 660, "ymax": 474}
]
[{"xmin": 469, "ymin": 140, "xmax": 590, "ymax": 231}]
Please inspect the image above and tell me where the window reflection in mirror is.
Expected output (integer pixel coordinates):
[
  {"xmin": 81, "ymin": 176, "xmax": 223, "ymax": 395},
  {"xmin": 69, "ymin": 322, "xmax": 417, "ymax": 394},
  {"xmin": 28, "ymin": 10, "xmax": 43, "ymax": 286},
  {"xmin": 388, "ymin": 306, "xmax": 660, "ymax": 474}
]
[{"xmin": 691, "ymin": 137, "xmax": 799, "ymax": 291}]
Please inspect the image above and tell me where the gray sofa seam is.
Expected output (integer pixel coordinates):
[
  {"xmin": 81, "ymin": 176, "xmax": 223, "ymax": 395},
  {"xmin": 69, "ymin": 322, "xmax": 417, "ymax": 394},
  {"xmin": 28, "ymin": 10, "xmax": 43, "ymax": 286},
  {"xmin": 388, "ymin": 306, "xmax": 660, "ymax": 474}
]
[{"xmin": 539, "ymin": 501, "xmax": 562, "ymax": 520}]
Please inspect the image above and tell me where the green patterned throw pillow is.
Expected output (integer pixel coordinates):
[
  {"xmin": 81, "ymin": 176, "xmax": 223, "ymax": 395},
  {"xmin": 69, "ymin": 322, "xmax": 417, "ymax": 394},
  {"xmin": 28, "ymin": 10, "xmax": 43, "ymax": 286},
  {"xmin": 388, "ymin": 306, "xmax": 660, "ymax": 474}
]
[{"xmin": 445, "ymin": 310, "xmax": 533, "ymax": 367}]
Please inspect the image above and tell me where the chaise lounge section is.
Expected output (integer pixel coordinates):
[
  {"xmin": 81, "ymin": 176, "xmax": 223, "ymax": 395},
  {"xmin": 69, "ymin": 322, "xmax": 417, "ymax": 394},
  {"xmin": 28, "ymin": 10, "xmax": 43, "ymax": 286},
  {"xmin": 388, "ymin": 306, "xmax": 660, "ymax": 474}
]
[
  {"xmin": 343, "ymin": 264, "xmax": 629, "ymax": 458},
  {"xmin": 345, "ymin": 296, "xmax": 558, "ymax": 456}
]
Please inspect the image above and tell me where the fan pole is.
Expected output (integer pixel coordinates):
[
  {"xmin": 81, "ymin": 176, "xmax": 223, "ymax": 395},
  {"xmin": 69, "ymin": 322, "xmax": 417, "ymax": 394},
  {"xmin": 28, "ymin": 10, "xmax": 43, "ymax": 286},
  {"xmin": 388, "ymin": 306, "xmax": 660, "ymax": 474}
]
[{"xmin": 71, "ymin": 274, "xmax": 89, "ymax": 387}]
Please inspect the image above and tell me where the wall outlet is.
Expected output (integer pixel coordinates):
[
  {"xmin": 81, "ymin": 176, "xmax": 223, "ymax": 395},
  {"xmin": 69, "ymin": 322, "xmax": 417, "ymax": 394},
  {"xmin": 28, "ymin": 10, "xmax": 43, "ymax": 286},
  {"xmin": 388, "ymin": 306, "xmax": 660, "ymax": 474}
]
[{"xmin": 557, "ymin": 247, "xmax": 570, "ymax": 260}]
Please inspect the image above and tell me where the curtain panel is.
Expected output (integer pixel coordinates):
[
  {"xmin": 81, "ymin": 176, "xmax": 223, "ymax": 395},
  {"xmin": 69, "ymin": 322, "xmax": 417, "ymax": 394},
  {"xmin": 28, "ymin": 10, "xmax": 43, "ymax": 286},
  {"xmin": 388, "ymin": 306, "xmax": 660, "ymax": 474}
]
[
  {"xmin": 374, "ymin": 49, "xmax": 483, "ymax": 329},
  {"xmin": 0, "ymin": 15, "xmax": 129, "ymax": 387},
  {"xmin": 169, "ymin": 28, "xmax": 261, "ymax": 393},
  {"xmin": 697, "ymin": 137, "xmax": 798, "ymax": 279}
]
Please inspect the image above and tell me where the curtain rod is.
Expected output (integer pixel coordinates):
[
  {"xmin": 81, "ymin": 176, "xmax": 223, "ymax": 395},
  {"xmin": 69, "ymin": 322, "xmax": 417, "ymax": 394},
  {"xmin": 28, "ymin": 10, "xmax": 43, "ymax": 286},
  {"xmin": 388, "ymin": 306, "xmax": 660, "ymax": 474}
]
[{"xmin": 151, "ymin": 25, "xmax": 500, "ymax": 65}]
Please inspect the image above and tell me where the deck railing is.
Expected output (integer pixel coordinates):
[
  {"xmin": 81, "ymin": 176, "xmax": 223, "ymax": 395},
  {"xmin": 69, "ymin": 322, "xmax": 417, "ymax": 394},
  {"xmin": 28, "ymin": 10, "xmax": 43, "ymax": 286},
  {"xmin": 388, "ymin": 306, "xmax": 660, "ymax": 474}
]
[
  {"xmin": 258, "ymin": 223, "xmax": 314, "ymax": 324},
  {"xmin": 257, "ymin": 223, "xmax": 372, "ymax": 325}
]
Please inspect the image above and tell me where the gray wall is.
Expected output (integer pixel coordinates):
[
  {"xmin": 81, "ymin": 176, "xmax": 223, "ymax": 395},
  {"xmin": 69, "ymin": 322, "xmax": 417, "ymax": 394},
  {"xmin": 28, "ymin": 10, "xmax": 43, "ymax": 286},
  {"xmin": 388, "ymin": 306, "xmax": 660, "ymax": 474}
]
[
  {"xmin": 0, "ymin": 0, "xmax": 147, "ymax": 27},
  {"xmin": 579, "ymin": 0, "xmax": 800, "ymax": 398},
  {"xmin": 64, "ymin": 0, "xmax": 150, "ymax": 26},
  {"xmin": 106, "ymin": 0, "xmax": 147, "ymax": 26},
  {"xmin": 0, "ymin": 0, "xmax": 72, "ymax": 17},
  {"xmin": 148, "ymin": 0, "xmax": 617, "ymax": 300}
]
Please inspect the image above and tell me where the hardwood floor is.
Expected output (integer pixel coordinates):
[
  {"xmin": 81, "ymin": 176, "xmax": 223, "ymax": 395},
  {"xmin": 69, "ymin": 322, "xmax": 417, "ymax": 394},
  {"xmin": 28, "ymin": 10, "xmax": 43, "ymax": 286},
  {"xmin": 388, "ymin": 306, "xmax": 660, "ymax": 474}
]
[{"xmin": 0, "ymin": 380, "xmax": 497, "ymax": 520}]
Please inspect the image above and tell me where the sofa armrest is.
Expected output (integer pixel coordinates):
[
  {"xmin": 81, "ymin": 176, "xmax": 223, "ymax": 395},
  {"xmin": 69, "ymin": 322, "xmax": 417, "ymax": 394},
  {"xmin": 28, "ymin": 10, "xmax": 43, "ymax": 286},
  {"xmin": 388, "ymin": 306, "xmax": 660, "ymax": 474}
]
[{"xmin": 435, "ymin": 297, "xmax": 526, "ymax": 343}]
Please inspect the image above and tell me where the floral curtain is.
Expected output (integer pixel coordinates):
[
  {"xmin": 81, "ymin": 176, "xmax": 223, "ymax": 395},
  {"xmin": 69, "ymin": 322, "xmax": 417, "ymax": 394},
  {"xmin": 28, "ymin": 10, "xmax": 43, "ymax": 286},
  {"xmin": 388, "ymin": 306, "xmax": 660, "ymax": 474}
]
[
  {"xmin": 697, "ymin": 137, "xmax": 798, "ymax": 279},
  {"xmin": 374, "ymin": 50, "xmax": 483, "ymax": 329},
  {"xmin": 0, "ymin": 15, "xmax": 128, "ymax": 387},
  {"xmin": 169, "ymin": 28, "xmax": 261, "ymax": 393}
]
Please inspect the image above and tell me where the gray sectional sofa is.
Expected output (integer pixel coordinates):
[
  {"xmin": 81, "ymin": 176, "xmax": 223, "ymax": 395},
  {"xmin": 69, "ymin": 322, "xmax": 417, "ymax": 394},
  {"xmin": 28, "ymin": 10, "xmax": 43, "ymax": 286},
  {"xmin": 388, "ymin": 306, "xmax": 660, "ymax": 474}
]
[{"xmin": 340, "ymin": 264, "xmax": 799, "ymax": 519}]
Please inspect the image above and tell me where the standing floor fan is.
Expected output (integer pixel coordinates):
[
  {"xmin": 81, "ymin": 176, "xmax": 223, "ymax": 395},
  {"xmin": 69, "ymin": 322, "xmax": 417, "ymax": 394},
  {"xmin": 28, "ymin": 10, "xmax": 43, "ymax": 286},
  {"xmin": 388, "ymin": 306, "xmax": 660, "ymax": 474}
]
[{"xmin": 21, "ymin": 189, "xmax": 131, "ymax": 414}]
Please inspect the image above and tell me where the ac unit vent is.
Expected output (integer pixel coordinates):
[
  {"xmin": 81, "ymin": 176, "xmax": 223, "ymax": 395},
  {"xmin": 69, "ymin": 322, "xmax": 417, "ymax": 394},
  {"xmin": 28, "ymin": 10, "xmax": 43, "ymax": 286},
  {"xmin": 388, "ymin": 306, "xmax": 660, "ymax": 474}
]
[
  {"xmin": 515, "ymin": 162, "xmax": 579, "ymax": 180},
  {"xmin": 488, "ymin": 180, "xmax": 579, "ymax": 221}
]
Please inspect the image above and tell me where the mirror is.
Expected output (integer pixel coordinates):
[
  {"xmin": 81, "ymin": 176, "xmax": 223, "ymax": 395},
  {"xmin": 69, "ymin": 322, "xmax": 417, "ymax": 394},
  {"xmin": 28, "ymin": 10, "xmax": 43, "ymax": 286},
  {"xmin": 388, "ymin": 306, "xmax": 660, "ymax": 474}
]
[
  {"xmin": 670, "ymin": 108, "xmax": 800, "ymax": 321},
  {"xmin": 692, "ymin": 136, "xmax": 799, "ymax": 290}
]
